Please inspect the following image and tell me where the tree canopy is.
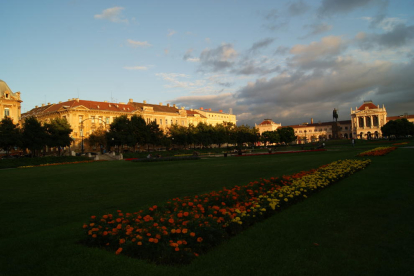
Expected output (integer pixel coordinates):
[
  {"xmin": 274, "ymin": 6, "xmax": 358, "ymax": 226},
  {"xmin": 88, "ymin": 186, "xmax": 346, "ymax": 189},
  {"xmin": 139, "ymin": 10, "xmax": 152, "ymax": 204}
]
[{"xmin": 381, "ymin": 118, "xmax": 414, "ymax": 138}]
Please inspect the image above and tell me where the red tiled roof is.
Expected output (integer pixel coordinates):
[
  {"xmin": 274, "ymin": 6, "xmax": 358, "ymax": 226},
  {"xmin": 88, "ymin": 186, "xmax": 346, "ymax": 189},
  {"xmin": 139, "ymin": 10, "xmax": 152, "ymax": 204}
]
[
  {"xmin": 358, "ymin": 102, "xmax": 378, "ymax": 110},
  {"xmin": 186, "ymin": 110, "xmax": 207, "ymax": 118},
  {"xmin": 22, "ymin": 99, "xmax": 137, "ymax": 118},
  {"xmin": 387, "ymin": 115, "xmax": 414, "ymax": 121},
  {"xmin": 259, "ymin": 120, "xmax": 273, "ymax": 125}
]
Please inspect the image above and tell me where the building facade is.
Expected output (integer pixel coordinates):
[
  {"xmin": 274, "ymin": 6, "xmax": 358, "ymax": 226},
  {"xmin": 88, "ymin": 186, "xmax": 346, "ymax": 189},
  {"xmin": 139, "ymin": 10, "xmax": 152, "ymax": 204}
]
[
  {"xmin": 256, "ymin": 100, "xmax": 413, "ymax": 142},
  {"xmin": 21, "ymin": 98, "xmax": 237, "ymax": 147},
  {"xmin": 0, "ymin": 80, "xmax": 22, "ymax": 124}
]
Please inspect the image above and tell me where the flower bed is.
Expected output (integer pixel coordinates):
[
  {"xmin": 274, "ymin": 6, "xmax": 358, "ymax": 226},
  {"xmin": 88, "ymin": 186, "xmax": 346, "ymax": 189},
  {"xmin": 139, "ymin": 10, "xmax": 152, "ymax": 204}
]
[
  {"xmin": 236, "ymin": 148, "xmax": 326, "ymax": 157},
  {"xmin": 82, "ymin": 159, "xmax": 370, "ymax": 265},
  {"xmin": 18, "ymin": 160, "xmax": 102, "ymax": 168},
  {"xmin": 357, "ymin": 147, "xmax": 396, "ymax": 157},
  {"xmin": 393, "ymin": 142, "xmax": 409, "ymax": 146}
]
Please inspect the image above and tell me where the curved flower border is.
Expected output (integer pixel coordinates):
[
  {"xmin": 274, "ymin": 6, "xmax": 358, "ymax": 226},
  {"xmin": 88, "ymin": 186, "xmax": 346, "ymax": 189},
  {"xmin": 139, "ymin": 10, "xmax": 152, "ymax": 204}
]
[
  {"xmin": 82, "ymin": 159, "xmax": 370, "ymax": 264},
  {"xmin": 357, "ymin": 147, "xmax": 396, "ymax": 157}
]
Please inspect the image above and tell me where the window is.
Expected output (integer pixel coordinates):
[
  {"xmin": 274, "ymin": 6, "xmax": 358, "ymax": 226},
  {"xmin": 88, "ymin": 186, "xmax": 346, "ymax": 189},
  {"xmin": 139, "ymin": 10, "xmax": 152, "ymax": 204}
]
[
  {"xmin": 4, "ymin": 108, "xmax": 10, "ymax": 117},
  {"xmin": 165, "ymin": 119, "xmax": 168, "ymax": 125},
  {"xmin": 91, "ymin": 116, "xmax": 95, "ymax": 123},
  {"xmin": 5, "ymin": 93, "xmax": 9, "ymax": 99},
  {"xmin": 99, "ymin": 117, "xmax": 103, "ymax": 124},
  {"xmin": 79, "ymin": 115, "xmax": 83, "ymax": 123},
  {"xmin": 160, "ymin": 119, "xmax": 162, "ymax": 125},
  {"xmin": 106, "ymin": 117, "xmax": 110, "ymax": 124}
]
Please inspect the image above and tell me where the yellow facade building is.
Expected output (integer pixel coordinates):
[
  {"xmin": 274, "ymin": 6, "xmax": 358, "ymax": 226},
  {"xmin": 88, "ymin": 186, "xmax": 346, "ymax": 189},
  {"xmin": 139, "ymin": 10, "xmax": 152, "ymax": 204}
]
[
  {"xmin": 0, "ymin": 80, "xmax": 22, "ymax": 125},
  {"xmin": 21, "ymin": 98, "xmax": 237, "ymax": 148}
]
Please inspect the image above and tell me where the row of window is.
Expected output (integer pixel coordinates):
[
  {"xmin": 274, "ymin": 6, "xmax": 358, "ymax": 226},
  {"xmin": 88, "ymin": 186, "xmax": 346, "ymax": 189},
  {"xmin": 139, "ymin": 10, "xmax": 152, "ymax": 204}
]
[{"xmin": 75, "ymin": 115, "xmax": 188, "ymax": 127}]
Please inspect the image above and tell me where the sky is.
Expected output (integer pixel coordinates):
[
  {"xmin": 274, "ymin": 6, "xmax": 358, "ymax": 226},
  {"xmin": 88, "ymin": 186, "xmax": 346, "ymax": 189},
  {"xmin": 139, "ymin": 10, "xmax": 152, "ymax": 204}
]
[{"xmin": 2, "ymin": 0, "xmax": 414, "ymax": 126}]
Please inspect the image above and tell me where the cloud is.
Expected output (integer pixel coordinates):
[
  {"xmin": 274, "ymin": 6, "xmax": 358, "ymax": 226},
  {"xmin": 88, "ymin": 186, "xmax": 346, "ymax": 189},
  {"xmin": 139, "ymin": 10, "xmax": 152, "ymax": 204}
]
[
  {"xmin": 356, "ymin": 23, "xmax": 414, "ymax": 49},
  {"xmin": 127, "ymin": 39, "xmax": 152, "ymax": 47},
  {"xmin": 167, "ymin": 29, "xmax": 176, "ymax": 37},
  {"xmin": 275, "ymin": 46, "xmax": 290, "ymax": 55},
  {"xmin": 301, "ymin": 22, "xmax": 333, "ymax": 38},
  {"xmin": 171, "ymin": 93, "xmax": 237, "ymax": 113},
  {"xmin": 363, "ymin": 15, "xmax": 405, "ymax": 31},
  {"xmin": 123, "ymin": 66, "xmax": 148, "ymax": 70},
  {"xmin": 156, "ymin": 73, "xmax": 205, "ymax": 89},
  {"xmin": 289, "ymin": 36, "xmax": 347, "ymax": 68},
  {"xmin": 94, "ymin": 7, "xmax": 128, "ymax": 23},
  {"xmin": 199, "ymin": 44, "xmax": 238, "ymax": 72},
  {"xmin": 288, "ymin": 0, "xmax": 311, "ymax": 16},
  {"xmin": 318, "ymin": 0, "xmax": 384, "ymax": 16},
  {"xmin": 248, "ymin": 38, "xmax": 275, "ymax": 53}
]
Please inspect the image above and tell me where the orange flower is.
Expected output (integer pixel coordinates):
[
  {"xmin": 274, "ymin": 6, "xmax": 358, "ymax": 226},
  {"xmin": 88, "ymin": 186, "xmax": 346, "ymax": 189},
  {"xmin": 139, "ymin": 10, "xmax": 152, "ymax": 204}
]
[
  {"xmin": 116, "ymin": 218, "xmax": 122, "ymax": 223},
  {"xmin": 89, "ymin": 223, "xmax": 95, "ymax": 227},
  {"xmin": 183, "ymin": 212, "xmax": 189, "ymax": 217},
  {"xmin": 91, "ymin": 216, "xmax": 96, "ymax": 219},
  {"xmin": 177, "ymin": 213, "xmax": 183, "ymax": 218},
  {"xmin": 171, "ymin": 229, "xmax": 176, "ymax": 234},
  {"xmin": 82, "ymin": 224, "xmax": 88, "ymax": 229},
  {"xmin": 175, "ymin": 247, "xmax": 180, "ymax": 252},
  {"xmin": 92, "ymin": 234, "xmax": 97, "ymax": 238},
  {"xmin": 149, "ymin": 238, "xmax": 154, "ymax": 242},
  {"xmin": 137, "ymin": 241, "xmax": 142, "ymax": 246},
  {"xmin": 102, "ymin": 215, "xmax": 108, "ymax": 219},
  {"xmin": 153, "ymin": 238, "xmax": 159, "ymax": 243},
  {"xmin": 176, "ymin": 229, "xmax": 181, "ymax": 234},
  {"xmin": 190, "ymin": 232, "xmax": 196, "ymax": 237},
  {"xmin": 182, "ymin": 229, "xmax": 188, "ymax": 234},
  {"xmin": 115, "ymin": 248, "xmax": 123, "ymax": 255},
  {"xmin": 168, "ymin": 218, "xmax": 174, "ymax": 224},
  {"xmin": 119, "ymin": 239, "xmax": 125, "ymax": 244},
  {"xmin": 197, "ymin": 237, "xmax": 203, "ymax": 242}
]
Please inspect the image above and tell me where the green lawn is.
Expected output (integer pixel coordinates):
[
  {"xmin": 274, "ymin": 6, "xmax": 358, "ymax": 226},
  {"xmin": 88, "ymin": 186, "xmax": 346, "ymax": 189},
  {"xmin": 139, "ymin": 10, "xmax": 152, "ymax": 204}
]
[{"xmin": 1, "ymin": 142, "xmax": 413, "ymax": 276}]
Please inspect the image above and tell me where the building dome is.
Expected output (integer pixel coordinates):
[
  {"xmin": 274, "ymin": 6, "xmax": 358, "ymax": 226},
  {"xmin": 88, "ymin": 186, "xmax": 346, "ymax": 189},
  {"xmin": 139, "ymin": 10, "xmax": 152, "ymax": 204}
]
[{"xmin": 0, "ymin": 80, "xmax": 13, "ymax": 96}]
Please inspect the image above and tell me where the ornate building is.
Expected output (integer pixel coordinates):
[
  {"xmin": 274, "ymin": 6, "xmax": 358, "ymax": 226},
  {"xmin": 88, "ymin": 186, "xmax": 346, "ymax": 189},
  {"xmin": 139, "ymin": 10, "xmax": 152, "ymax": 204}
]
[
  {"xmin": 256, "ymin": 100, "xmax": 413, "ymax": 142},
  {"xmin": 21, "ymin": 98, "xmax": 237, "ymax": 147},
  {"xmin": 255, "ymin": 119, "xmax": 281, "ymax": 135},
  {"xmin": 350, "ymin": 101, "xmax": 387, "ymax": 139},
  {"xmin": 0, "ymin": 80, "xmax": 22, "ymax": 124}
]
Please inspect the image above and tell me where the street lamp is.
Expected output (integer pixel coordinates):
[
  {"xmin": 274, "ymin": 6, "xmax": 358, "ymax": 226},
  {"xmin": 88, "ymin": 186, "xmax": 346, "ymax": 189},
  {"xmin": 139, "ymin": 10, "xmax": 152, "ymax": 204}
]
[
  {"xmin": 81, "ymin": 121, "xmax": 84, "ymax": 154},
  {"xmin": 304, "ymin": 130, "xmax": 307, "ymax": 144}
]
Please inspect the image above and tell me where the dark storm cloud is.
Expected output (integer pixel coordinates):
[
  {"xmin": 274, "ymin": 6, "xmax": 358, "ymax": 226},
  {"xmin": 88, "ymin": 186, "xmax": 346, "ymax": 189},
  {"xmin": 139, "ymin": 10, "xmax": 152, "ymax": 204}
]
[
  {"xmin": 198, "ymin": 44, "xmax": 237, "ymax": 72},
  {"xmin": 232, "ymin": 56, "xmax": 414, "ymax": 126},
  {"xmin": 318, "ymin": 0, "xmax": 386, "ymax": 16},
  {"xmin": 356, "ymin": 23, "xmax": 414, "ymax": 49},
  {"xmin": 288, "ymin": 0, "xmax": 311, "ymax": 16},
  {"xmin": 248, "ymin": 38, "xmax": 275, "ymax": 53},
  {"xmin": 301, "ymin": 23, "xmax": 333, "ymax": 38}
]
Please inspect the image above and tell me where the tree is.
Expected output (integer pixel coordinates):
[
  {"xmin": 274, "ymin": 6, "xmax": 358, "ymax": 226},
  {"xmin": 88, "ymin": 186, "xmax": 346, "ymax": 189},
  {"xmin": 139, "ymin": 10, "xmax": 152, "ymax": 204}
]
[
  {"xmin": 45, "ymin": 118, "xmax": 73, "ymax": 156},
  {"xmin": 195, "ymin": 123, "xmax": 214, "ymax": 148},
  {"xmin": 21, "ymin": 117, "xmax": 48, "ymax": 157},
  {"xmin": 0, "ymin": 117, "xmax": 21, "ymax": 156},
  {"xmin": 212, "ymin": 124, "xmax": 227, "ymax": 148},
  {"xmin": 261, "ymin": 131, "xmax": 280, "ymax": 146},
  {"xmin": 381, "ymin": 118, "xmax": 414, "ymax": 138},
  {"xmin": 277, "ymin": 127, "xmax": 296, "ymax": 144},
  {"xmin": 86, "ymin": 128, "xmax": 107, "ymax": 152},
  {"xmin": 107, "ymin": 115, "xmax": 130, "ymax": 153},
  {"xmin": 129, "ymin": 115, "xmax": 149, "ymax": 151},
  {"xmin": 146, "ymin": 121, "xmax": 164, "ymax": 151},
  {"xmin": 169, "ymin": 124, "xmax": 189, "ymax": 148},
  {"xmin": 232, "ymin": 125, "xmax": 258, "ymax": 148}
]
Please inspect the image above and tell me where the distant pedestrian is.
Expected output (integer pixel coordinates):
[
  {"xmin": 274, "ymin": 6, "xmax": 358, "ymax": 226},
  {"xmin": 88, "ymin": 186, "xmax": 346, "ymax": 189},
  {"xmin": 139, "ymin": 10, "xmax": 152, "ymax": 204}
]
[{"xmin": 352, "ymin": 139, "xmax": 355, "ymax": 147}]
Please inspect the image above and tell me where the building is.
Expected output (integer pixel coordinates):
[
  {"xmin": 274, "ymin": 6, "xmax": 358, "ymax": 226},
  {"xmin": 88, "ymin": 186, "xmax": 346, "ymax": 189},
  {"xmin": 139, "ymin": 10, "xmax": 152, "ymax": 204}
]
[
  {"xmin": 21, "ymin": 98, "xmax": 236, "ymax": 148},
  {"xmin": 256, "ymin": 100, "xmax": 413, "ymax": 142},
  {"xmin": 255, "ymin": 119, "xmax": 281, "ymax": 135},
  {"xmin": 0, "ymin": 80, "xmax": 22, "ymax": 124},
  {"xmin": 350, "ymin": 101, "xmax": 387, "ymax": 139}
]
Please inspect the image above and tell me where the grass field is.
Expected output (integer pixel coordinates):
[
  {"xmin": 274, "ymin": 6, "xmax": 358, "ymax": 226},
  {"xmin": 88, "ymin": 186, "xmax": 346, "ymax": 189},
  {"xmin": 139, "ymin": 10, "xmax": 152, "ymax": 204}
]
[{"xmin": 1, "ymin": 141, "xmax": 413, "ymax": 276}]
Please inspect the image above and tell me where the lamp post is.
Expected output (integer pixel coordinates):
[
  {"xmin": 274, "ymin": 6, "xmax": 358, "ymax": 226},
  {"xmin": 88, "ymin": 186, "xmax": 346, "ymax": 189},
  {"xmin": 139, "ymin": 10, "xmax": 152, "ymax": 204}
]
[
  {"xmin": 81, "ymin": 121, "xmax": 84, "ymax": 154},
  {"xmin": 304, "ymin": 130, "xmax": 307, "ymax": 144}
]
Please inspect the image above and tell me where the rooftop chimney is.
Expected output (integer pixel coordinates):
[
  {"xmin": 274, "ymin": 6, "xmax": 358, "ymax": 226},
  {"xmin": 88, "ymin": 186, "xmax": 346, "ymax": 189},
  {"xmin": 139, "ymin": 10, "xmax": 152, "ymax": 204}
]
[
  {"xmin": 159, "ymin": 102, "xmax": 163, "ymax": 106},
  {"xmin": 42, "ymin": 104, "xmax": 45, "ymax": 107},
  {"xmin": 200, "ymin": 107, "xmax": 203, "ymax": 110},
  {"xmin": 143, "ymin": 100, "xmax": 147, "ymax": 104},
  {"xmin": 311, "ymin": 118, "xmax": 314, "ymax": 124},
  {"xmin": 167, "ymin": 103, "xmax": 170, "ymax": 107},
  {"xmin": 129, "ymin": 98, "xmax": 133, "ymax": 103},
  {"xmin": 173, "ymin": 104, "xmax": 176, "ymax": 108}
]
